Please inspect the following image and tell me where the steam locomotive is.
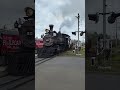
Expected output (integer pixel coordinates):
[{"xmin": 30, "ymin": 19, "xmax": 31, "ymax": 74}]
[
  {"xmin": 37, "ymin": 24, "xmax": 71, "ymax": 58},
  {"xmin": 0, "ymin": 7, "xmax": 35, "ymax": 75}
]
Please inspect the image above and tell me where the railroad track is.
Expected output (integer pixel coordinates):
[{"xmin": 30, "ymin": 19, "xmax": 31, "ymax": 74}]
[
  {"xmin": 0, "ymin": 74, "xmax": 34, "ymax": 90},
  {"xmin": 0, "ymin": 54, "xmax": 56, "ymax": 90},
  {"xmin": 35, "ymin": 51, "xmax": 63, "ymax": 66},
  {"xmin": 0, "ymin": 71, "xmax": 9, "ymax": 78},
  {"xmin": 35, "ymin": 55, "xmax": 56, "ymax": 66},
  {"xmin": 3, "ymin": 55, "xmax": 55, "ymax": 89},
  {"xmin": 0, "ymin": 68, "xmax": 34, "ymax": 90}
]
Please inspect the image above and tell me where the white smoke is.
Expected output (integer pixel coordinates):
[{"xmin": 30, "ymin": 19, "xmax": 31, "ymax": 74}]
[
  {"xmin": 36, "ymin": 0, "xmax": 85, "ymax": 40},
  {"xmin": 59, "ymin": 17, "xmax": 76, "ymax": 31}
]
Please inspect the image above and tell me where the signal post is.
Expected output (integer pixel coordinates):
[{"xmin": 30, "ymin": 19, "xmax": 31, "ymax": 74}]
[
  {"xmin": 88, "ymin": 0, "xmax": 120, "ymax": 67},
  {"xmin": 72, "ymin": 13, "xmax": 85, "ymax": 55}
]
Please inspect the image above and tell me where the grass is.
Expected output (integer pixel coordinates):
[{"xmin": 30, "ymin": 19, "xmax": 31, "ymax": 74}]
[
  {"xmin": 86, "ymin": 47, "xmax": 120, "ymax": 74},
  {"xmin": 59, "ymin": 48, "xmax": 85, "ymax": 58},
  {"xmin": 58, "ymin": 46, "xmax": 120, "ymax": 74},
  {"xmin": 110, "ymin": 53, "xmax": 120, "ymax": 73}
]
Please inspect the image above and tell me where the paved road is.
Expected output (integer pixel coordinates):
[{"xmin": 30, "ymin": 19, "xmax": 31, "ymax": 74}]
[
  {"xmin": 35, "ymin": 56, "xmax": 85, "ymax": 90},
  {"xmin": 86, "ymin": 73, "xmax": 120, "ymax": 90}
]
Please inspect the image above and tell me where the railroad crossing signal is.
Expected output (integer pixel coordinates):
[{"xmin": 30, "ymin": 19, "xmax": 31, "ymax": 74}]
[
  {"xmin": 88, "ymin": 12, "xmax": 120, "ymax": 24},
  {"xmin": 88, "ymin": 13, "xmax": 99, "ymax": 23},
  {"xmin": 80, "ymin": 31, "xmax": 85, "ymax": 36},
  {"xmin": 72, "ymin": 31, "xmax": 85, "ymax": 36},
  {"xmin": 72, "ymin": 32, "xmax": 76, "ymax": 35},
  {"xmin": 108, "ymin": 12, "xmax": 120, "ymax": 24}
]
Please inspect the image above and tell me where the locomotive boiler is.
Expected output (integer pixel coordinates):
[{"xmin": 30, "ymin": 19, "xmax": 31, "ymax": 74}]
[{"xmin": 37, "ymin": 24, "xmax": 71, "ymax": 58}]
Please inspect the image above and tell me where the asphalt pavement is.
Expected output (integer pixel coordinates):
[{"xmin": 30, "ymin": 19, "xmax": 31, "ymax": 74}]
[
  {"xmin": 86, "ymin": 73, "xmax": 120, "ymax": 90},
  {"xmin": 35, "ymin": 56, "xmax": 85, "ymax": 90}
]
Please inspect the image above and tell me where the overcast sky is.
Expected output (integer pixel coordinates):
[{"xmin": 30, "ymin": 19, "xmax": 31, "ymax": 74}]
[
  {"xmin": 0, "ymin": 0, "xmax": 34, "ymax": 29},
  {"xmin": 86, "ymin": 0, "xmax": 120, "ymax": 39},
  {"xmin": 35, "ymin": 0, "xmax": 85, "ymax": 42},
  {"xmin": 1, "ymin": 0, "xmax": 120, "ymax": 40}
]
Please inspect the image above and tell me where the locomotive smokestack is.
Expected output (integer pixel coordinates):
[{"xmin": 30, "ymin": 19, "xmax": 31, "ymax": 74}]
[{"xmin": 49, "ymin": 24, "xmax": 54, "ymax": 31}]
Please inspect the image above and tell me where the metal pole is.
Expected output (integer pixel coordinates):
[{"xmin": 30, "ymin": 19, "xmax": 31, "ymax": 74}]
[
  {"xmin": 78, "ymin": 13, "xmax": 80, "ymax": 49},
  {"xmin": 103, "ymin": 0, "xmax": 106, "ymax": 61},
  {"xmin": 116, "ymin": 19, "xmax": 117, "ymax": 47}
]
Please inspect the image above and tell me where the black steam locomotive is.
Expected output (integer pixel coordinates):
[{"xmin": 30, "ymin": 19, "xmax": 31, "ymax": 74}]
[
  {"xmin": 6, "ymin": 7, "xmax": 35, "ymax": 75},
  {"xmin": 37, "ymin": 24, "xmax": 71, "ymax": 58}
]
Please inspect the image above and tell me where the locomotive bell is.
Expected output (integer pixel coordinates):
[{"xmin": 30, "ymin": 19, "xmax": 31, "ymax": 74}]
[
  {"xmin": 49, "ymin": 24, "xmax": 54, "ymax": 31},
  {"xmin": 24, "ymin": 7, "xmax": 34, "ymax": 17},
  {"xmin": 45, "ymin": 29, "xmax": 49, "ymax": 33}
]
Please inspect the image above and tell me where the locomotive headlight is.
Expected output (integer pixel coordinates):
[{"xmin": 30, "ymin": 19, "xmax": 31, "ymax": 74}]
[
  {"xmin": 25, "ymin": 7, "xmax": 34, "ymax": 17},
  {"xmin": 53, "ymin": 33, "xmax": 57, "ymax": 36},
  {"xmin": 46, "ymin": 39, "xmax": 49, "ymax": 42}
]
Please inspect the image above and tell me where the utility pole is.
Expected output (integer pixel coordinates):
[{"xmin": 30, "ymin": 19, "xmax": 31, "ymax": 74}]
[
  {"xmin": 78, "ymin": 14, "xmax": 80, "ymax": 49},
  {"xmin": 103, "ymin": 0, "xmax": 107, "ymax": 61},
  {"xmin": 116, "ymin": 19, "xmax": 118, "ymax": 47}
]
